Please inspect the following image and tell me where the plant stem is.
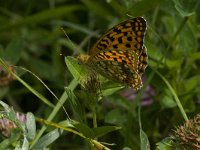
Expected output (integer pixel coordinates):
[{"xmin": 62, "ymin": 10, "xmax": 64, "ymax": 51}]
[{"xmin": 92, "ymin": 105, "xmax": 97, "ymax": 128}]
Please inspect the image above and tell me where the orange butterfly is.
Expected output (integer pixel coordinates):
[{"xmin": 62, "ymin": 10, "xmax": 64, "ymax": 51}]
[{"xmin": 78, "ymin": 17, "xmax": 147, "ymax": 91}]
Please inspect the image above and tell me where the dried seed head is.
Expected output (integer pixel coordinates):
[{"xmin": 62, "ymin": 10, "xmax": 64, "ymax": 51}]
[{"xmin": 171, "ymin": 114, "xmax": 200, "ymax": 149}]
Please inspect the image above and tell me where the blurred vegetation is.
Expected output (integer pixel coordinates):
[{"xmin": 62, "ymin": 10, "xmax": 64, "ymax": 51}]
[{"xmin": 0, "ymin": 0, "xmax": 200, "ymax": 149}]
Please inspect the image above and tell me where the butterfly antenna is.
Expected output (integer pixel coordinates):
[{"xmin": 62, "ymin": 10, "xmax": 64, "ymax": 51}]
[
  {"xmin": 126, "ymin": 14, "xmax": 133, "ymax": 18},
  {"xmin": 60, "ymin": 27, "xmax": 77, "ymax": 55}
]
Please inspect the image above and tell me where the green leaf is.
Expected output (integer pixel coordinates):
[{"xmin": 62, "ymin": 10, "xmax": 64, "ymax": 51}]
[
  {"xmin": 0, "ymin": 87, "xmax": 9, "ymax": 99},
  {"xmin": 156, "ymin": 71, "xmax": 188, "ymax": 121},
  {"xmin": 27, "ymin": 57, "xmax": 56, "ymax": 80},
  {"xmin": 81, "ymin": 0, "xmax": 112, "ymax": 20},
  {"xmin": 140, "ymin": 129, "xmax": 150, "ymax": 150},
  {"xmin": 0, "ymin": 101, "xmax": 26, "ymax": 148},
  {"xmin": 65, "ymin": 56, "xmax": 88, "ymax": 83},
  {"xmin": 0, "ymin": 5, "xmax": 82, "ymax": 31},
  {"xmin": 4, "ymin": 38, "xmax": 24, "ymax": 64},
  {"xmin": 185, "ymin": 75, "xmax": 200, "ymax": 92},
  {"xmin": 156, "ymin": 137, "xmax": 173, "ymax": 150},
  {"xmin": 92, "ymin": 126, "xmax": 121, "ymax": 138},
  {"xmin": 73, "ymin": 123, "xmax": 95, "ymax": 138},
  {"xmin": 0, "ymin": 100, "xmax": 11, "ymax": 112},
  {"xmin": 146, "ymin": 42, "xmax": 163, "ymax": 67},
  {"xmin": 21, "ymin": 137, "xmax": 29, "ymax": 150},
  {"xmin": 108, "ymin": 1, "xmax": 130, "ymax": 17},
  {"xmin": 26, "ymin": 112, "xmax": 36, "ymax": 141},
  {"xmin": 160, "ymin": 89, "xmax": 177, "ymax": 108},
  {"xmin": 160, "ymin": 95, "xmax": 177, "ymax": 108},
  {"xmin": 0, "ymin": 101, "xmax": 24, "ymax": 132},
  {"xmin": 178, "ymin": 22, "xmax": 197, "ymax": 55},
  {"xmin": 0, "ymin": 45, "xmax": 4, "ymax": 58},
  {"xmin": 104, "ymin": 95, "xmax": 136, "ymax": 116},
  {"xmin": 65, "ymin": 87, "xmax": 85, "ymax": 122},
  {"xmin": 162, "ymin": 16, "xmax": 177, "ymax": 41},
  {"xmin": 32, "ymin": 129, "xmax": 63, "ymax": 150},
  {"xmin": 104, "ymin": 108, "xmax": 127, "ymax": 125},
  {"xmin": 73, "ymin": 123, "xmax": 120, "ymax": 139},
  {"xmin": 166, "ymin": 59, "xmax": 182, "ymax": 69},
  {"xmin": 127, "ymin": 0, "xmax": 161, "ymax": 17},
  {"xmin": 101, "ymin": 81, "xmax": 124, "ymax": 96},
  {"xmin": 0, "ymin": 129, "xmax": 21, "ymax": 149},
  {"xmin": 190, "ymin": 52, "xmax": 200, "ymax": 61},
  {"xmin": 58, "ymin": 119, "xmax": 76, "ymax": 128},
  {"xmin": 173, "ymin": 0, "xmax": 199, "ymax": 17},
  {"xmin": 123, "ymin": 147, "xmax": 132, "ymax": 150}
]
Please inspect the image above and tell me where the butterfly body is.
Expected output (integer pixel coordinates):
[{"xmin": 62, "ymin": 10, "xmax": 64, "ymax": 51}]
[{"xmin": 77, "ymin": 17, "xmax": 147, "ymax": 91}]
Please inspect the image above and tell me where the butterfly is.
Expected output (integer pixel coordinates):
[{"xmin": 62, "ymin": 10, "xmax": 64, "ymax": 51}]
[{"xmin": 77, "ymin": 17, "xmax": 147, "ymax": 91}]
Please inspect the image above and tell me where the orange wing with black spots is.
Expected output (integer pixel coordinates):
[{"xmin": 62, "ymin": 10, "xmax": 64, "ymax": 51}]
[
  {"xmin": 77, "ymin": 17, "xmax": 147, "ymax": 90},
  {"xmin": 89, "ymin": 17, "xmax": 147, "ymax": 56},
  {"xmin": 90, "ymin": 49, "xmax": 142, "ymax": 90}
]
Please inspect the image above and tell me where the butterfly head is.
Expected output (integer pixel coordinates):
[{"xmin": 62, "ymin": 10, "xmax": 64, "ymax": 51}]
[{"xmin": 77, "ymin": 54, "xmax": 90, "ymax": 64}]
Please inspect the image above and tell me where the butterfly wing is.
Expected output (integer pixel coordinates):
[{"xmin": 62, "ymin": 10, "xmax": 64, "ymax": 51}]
[
  {"xmin": 138, "ymin": 46, "xmax": 148, "ymax": 75},
  {"xmin": 89, "ymin": 49, "xmax": 142, "ymax": 90},
  {"xmin": 89, "ymin": 17, "xmax": 147, "ymax": 57},
  {"xmin": 81, "ymin": 17, "xmax": 147, "ymax": 90}
]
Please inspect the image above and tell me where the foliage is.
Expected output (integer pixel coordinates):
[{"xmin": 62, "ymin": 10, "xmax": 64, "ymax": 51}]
[{"xmin": 0, "ymin": 0, "xmax": 200, "ymax": 149}]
